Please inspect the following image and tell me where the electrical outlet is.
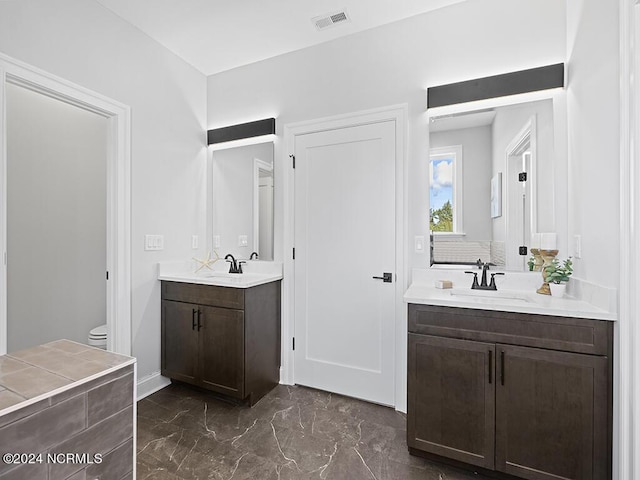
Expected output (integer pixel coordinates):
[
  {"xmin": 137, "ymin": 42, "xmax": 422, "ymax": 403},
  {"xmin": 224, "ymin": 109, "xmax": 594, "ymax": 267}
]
[
  {"xmin": 238, "ymin": 235, "xmax": 248, "ymax": 247},
  {"xmin": 144, "ymin": 235, "xmax": 164, "ymax": 251},
  {"xmin": 191, "ymin": 235, "xmax": 199, "ymax": 249}
]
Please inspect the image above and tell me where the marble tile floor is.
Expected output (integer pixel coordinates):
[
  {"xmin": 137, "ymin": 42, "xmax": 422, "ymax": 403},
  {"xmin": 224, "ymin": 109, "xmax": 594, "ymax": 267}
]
[{"xmin": 137, "ymin": 383, "xmax": 491, "ymax": 480}]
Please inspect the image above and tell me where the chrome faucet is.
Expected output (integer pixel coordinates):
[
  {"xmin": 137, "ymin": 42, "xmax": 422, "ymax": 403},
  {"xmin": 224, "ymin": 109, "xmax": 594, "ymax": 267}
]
[{"xmin": 465, "ymin": 263, "xmax": 504, "ymax": 290}]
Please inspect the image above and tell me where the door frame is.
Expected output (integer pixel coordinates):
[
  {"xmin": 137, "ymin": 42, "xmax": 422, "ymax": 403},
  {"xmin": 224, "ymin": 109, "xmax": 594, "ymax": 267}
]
[
  {"xmin": 504, "ymin": 115, "xmax": 537, "ymax": 271},
  {"xmin": 282, "ymin": 104, "xmax": 407, "ymax": 409},
  {"xmin": 618, "ymin": 0, "xmax": 640, "ymax": 477},
  {"xmin": 0, "ymin": 52, "xmax": 132, "ymax": 355}
]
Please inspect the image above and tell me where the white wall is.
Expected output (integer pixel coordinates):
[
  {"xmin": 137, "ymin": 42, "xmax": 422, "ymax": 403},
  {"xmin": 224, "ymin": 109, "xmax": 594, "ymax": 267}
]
[
  {"xmin": 0, "ymin": 0, "xmax": 207, "ymax": 380},
  {"xmin": 6, "ymin": 83, "xmax": 107, "ymax": 351},
  {"xmin": 566, "ymin": 0, "xmax": 620, "ymax": 288},
  {"xmin": 566, "ymin": 3, "xmax": 622, "ymax": 475},
  {"xmin": 207, "ymin": 0, "xmax": 566, "ymax": 272},
  {"xmin": 431, "ymin": 126, "xmax": 492, "ymax": 242},
  {"xmin": 206, "ymin": 0, "xmax": 566, "ymax": 409}
]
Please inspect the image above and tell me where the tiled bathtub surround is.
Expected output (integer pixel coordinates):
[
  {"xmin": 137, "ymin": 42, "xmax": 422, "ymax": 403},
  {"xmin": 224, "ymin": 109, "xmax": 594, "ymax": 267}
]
[
  {"xmin": 430, "ymin": 238, "xmax": 506, "ymax": 267},
  {"xmin": 0, "ymin": 340, "xmax": 136, "ymax": 479},
  {"xmin": 137, "ymin": 383, "xmax": 486, "ymax": 480}
]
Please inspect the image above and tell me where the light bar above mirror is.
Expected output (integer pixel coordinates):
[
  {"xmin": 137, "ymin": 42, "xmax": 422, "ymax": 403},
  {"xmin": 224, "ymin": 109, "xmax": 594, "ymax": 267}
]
[
  {"xmin": 427, "ymin": 63, "xmax": 564, "ymax": 109},
  {"xmin": 207, "ymin": 118, "xmax": 276, "ymax": 145}
]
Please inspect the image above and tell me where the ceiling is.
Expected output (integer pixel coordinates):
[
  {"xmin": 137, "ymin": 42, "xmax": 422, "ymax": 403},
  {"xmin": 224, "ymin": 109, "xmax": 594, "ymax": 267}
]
[{"xmin": 95, "ymin": 0, "xmax": 467, "ymax": 76}]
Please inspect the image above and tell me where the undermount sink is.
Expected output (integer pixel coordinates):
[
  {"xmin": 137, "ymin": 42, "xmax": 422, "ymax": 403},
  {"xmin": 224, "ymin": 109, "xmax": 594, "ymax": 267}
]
[
  {"xmin": 449, "ymin": 288, "xmax": 533, "ymax": 304},
  {"xmin": 157, "ymin": 261, "xmax": 283, "ymax": 289},
  {"xmin": 201, "ymin": 272, "xmax": 264, "ymax": 281}
]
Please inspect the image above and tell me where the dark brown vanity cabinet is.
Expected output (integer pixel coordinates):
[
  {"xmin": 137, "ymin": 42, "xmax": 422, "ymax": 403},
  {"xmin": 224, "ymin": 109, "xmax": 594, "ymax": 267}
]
[
  {"xmin": 408, "ymin": 304, "xmax": 613, "ymax": 480},
  {"xmin": 409, "ymin": 334, "xmax": 496, "ymax": 469},
  {"xmin": 161, "ymin": 280, "xmax": 281, "ymax": 405}
]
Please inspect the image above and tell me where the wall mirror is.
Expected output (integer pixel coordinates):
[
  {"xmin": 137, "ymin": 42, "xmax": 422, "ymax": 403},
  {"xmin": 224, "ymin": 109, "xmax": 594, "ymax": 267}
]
[
  {"xmin": 426, "ymin": 65, "xmax": 565, "ymax": 271},
  {"xmin": 428, "ymin": 99, "xmax": 556, "ymax": 271},
  {"xmin": 211, "ymin": 141, "xmax": 274, "ymax": 260}
]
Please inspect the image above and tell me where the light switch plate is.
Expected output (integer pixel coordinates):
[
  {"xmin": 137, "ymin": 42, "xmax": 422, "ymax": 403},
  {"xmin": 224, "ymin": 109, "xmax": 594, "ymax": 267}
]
[
  {"xmin": 145, "ymin": 234, "xmax": 164, "ymax": 251},
  {"xmin": 573, "ymin": 234, "xmax": 582, "ymax": 259},
  {"xmin": 191, "ymin": 235, "xmax": 199, "ymax": 249},
  {"xmin": 238, "ymin": 235, "xmax": 248, "ymax": 247},
  {"xmin": 414, "ymin": 235, "xmax": 425, "ymax": 253}
]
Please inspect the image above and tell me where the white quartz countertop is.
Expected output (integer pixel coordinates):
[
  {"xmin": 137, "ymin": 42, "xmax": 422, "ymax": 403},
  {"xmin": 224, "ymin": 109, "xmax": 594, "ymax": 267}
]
[
  {"xmin": 158, "ymin": 260, "xmax": 283, "ymax": 289},
  {"xmin": 404, "ymin": 269, "xmax": 617, "ymax": 321}
]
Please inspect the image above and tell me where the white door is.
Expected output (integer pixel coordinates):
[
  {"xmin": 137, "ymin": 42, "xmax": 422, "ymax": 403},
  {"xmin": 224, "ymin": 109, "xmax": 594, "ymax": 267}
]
[{"xmin": 294, "ymin": 121, "xmax": 396, "ymax": 406}]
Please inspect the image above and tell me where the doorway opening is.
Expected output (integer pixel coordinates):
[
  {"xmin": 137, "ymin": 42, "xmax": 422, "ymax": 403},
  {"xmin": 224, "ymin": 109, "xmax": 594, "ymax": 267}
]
[
  {"xmin": 0, "ymin": 53, "xmax": 131, "ymax": 355},
  {"xmin": 6, "ymin": 83, "xmax": 108, "ymax": 352}
]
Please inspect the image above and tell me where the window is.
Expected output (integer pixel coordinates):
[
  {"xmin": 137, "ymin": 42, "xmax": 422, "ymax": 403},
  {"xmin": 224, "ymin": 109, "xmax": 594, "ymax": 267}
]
[{"xmin": 429, "ymin": 145, "xmax": 463, "ymax": 233}]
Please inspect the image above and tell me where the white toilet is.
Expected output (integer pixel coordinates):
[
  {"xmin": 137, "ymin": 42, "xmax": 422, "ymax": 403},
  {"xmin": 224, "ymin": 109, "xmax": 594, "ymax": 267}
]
[{"xmin": 88, "ymin": 324, "xmax": 108, "ymax": 350}]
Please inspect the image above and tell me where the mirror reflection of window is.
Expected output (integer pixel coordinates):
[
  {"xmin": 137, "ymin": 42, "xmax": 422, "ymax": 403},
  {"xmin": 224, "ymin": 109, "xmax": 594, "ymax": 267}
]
[
  {"xmin": 429, "ymin": 145, "xmax": 462, "ymax": 234},
  {"xmin": 429, "ymin": 157, "xmax": 453, "ymax": 232}
]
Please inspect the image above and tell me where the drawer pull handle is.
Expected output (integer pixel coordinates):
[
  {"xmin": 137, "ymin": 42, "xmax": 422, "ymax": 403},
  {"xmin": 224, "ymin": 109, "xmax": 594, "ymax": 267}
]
[
  {"xmin": 500, "ymin": 351, "xmax": 505, "ymax": 385},
  {"xmin": 488, "ymin": 350, "xmax": 493, "ymax": 384},
  {"xmin": 192, "ymin": 309, "xmax": 197, "ymax": 330}
]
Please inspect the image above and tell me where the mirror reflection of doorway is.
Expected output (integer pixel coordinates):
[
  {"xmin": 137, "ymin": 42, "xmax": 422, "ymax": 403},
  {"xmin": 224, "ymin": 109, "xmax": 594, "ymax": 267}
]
[
  {"xmin": 6, "ymin": 82, "xmax": 108, "ymax": 352},
  {"xmin": 255, "ymin": 160, "xmax": 273, "ymax": 260},
  {"xmin": 505, "ymin": 117, "xmax": 536, "ymax": 271}
]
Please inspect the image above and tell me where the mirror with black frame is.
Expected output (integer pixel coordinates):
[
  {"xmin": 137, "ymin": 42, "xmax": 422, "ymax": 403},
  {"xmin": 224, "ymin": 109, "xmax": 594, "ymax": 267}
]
[
  {"xmin": 427, "ymin": 65, "xmax": 565, "ymax": 271},
  {"xmin": 211, "ymin": 141, "xmax": 274, "ymax": 261}
]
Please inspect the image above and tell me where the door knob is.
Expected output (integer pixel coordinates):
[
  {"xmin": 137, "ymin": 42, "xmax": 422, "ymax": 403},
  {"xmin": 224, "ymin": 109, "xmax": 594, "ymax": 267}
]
[{"xmin": 372, "ymin": 272, "xmax": 393, "ymax": 283}]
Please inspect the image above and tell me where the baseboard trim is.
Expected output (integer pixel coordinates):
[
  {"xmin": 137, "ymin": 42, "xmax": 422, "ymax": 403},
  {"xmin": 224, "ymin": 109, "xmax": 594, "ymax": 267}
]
[
  {"xmin": 279, "ymin": 367, "xmax": 293, "ymax": 386},
  {"xmin": 137, "ymin": 371, "xmax": 171, "ymax": 401}
]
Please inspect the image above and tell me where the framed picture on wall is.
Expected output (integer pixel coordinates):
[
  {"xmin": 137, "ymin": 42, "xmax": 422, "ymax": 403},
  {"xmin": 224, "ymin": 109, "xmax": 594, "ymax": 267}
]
[{"xmin": 491, "ymin": 173, "xmax": 502, "ymax": 218}]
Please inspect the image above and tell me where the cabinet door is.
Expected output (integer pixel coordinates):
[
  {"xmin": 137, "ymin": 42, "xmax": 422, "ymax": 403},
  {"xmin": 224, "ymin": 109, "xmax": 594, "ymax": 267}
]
[
  {"xmin": 161, "ymin": 300, "xmax": 199, "ymax": 384},
  {"xmin": 199, "ymin": 305, "xmax": 244, "ymax": 398},
  {"xmin": 408, "ymin": 334, "xmax": 496, "ymax": 469},
  {"xmin": 495, "ymin": 345, "xmax": 608, "ymax": 480}
]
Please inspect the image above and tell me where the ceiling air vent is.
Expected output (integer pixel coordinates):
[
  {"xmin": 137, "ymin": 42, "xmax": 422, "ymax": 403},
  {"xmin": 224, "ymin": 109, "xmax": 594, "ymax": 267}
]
[{"xmin": 312, "ymin": 9, "xmax": 350, "ymax": 31}]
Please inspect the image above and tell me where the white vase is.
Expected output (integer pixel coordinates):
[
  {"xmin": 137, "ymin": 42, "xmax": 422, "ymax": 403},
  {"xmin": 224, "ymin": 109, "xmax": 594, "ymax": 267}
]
[{"xmin": 549, "ymin": 283, "xmax": 567, "ymax": 298}]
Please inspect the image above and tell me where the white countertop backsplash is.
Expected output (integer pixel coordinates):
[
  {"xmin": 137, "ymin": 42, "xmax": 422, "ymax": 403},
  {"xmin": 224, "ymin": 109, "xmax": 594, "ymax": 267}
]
[
  {"xmin": 405, "ymin": 268, "xmax": 617, "ymax": 321},
  {"xmin": 158, "ymin": 260, "xmax": 283, "ymax": 288}
]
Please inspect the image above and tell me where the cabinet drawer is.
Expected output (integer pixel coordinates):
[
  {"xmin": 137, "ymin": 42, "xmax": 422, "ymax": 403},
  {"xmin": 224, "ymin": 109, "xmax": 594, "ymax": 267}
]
[
  {"xmin": 162, "ymin": 281, "xmax": 244, "ymax": 310},
  {"xmin": 408, "ymin": 304, "xmax": 612, "ymax": 356}
]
